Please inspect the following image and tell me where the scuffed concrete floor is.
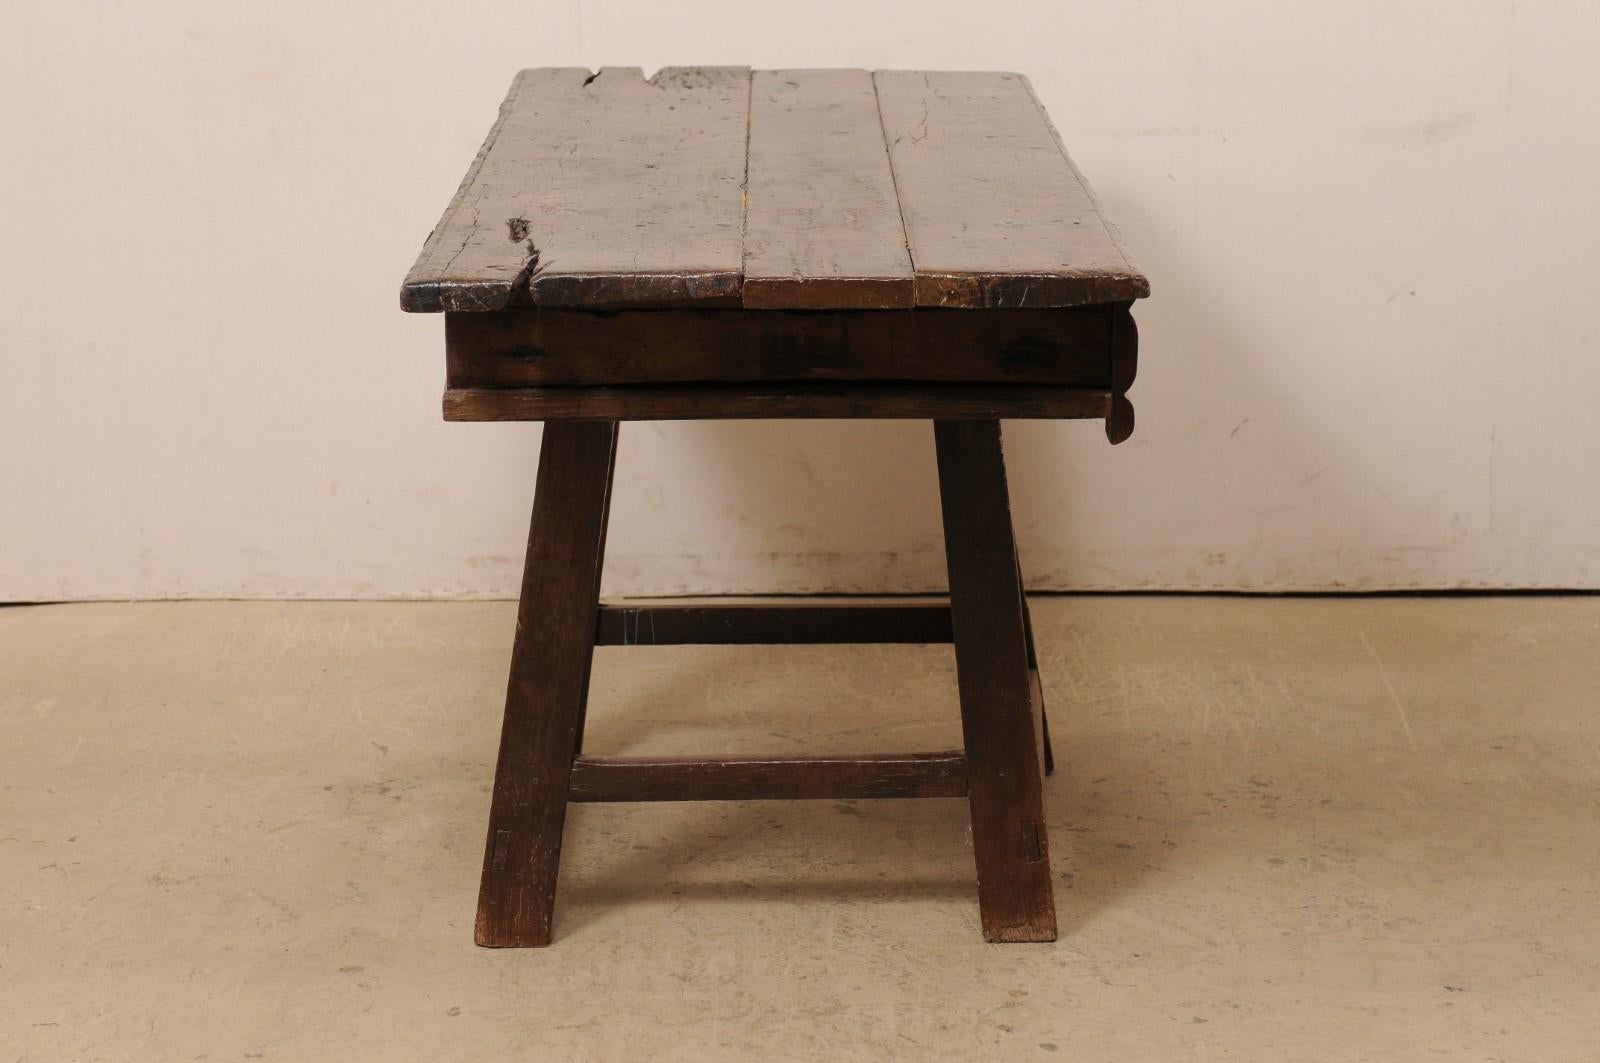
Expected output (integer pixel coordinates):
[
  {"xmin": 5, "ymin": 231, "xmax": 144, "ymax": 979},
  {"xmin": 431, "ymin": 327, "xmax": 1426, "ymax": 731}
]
[{"xmin": 3, "ymin": 598, "xmax": 1599, "ymax": 1061}]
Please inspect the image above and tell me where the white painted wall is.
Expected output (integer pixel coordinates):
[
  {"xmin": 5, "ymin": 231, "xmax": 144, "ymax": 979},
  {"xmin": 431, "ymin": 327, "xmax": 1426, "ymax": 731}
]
[{"xmin": 4, "ymin": 1, "xmax": 1597, "ymax": 599}]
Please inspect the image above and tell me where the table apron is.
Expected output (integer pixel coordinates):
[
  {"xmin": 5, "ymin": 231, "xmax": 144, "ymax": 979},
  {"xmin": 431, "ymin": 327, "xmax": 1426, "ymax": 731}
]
[{"xmin": 445, "ymin": 305, "xmax": 1131, "ymax": 389}]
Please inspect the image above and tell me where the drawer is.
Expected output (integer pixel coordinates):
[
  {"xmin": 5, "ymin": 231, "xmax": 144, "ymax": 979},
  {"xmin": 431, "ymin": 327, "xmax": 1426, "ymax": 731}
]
[{"xmin": 445, "ymin": 305, "xmax": 1130, "ymax": 389}]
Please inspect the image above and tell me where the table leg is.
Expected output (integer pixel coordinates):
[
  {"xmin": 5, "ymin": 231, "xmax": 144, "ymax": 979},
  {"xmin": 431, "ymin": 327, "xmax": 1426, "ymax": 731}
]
[
  {"xmin": 475, "ymin": 420, "xmax": 618, "ymax": 947},
  {"xmin": 934, "ymin": 419, "xmax": 1057, "ymax": 942}
]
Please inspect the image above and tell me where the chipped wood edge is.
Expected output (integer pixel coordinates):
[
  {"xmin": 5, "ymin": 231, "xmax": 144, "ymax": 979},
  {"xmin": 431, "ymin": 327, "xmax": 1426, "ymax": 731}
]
[
  {"xmin": 401, "ymin": 69, "xmax": 559, "ymax": 313},
  {"xmin": 404, "ymin": 67, "xmax": 753, "ymax": 312}
]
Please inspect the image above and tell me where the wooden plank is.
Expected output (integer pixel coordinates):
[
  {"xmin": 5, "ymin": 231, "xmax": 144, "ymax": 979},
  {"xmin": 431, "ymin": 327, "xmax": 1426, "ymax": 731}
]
[
  {"xmin": 445, "ymin": 307, "xmax": 1113, "ymax": 387},
  {"xmin": 934, "ymin": 419, "xmax": 1057, "ymax": 942},
  {"xmin": 742, "ymin": 70, "xmax": 914, "ymax": 309},
  {"xmin": 568, "ymin": 752, "xmax": 970, "ymax": 802},
  {"xmin": 875, "ymin": 70, "xmax": 1150, "ymax": 308},
  {"xmin": 402, "ymin": 67, "xmax": 752, "ymax": 312},
  {"xmin": 443, "ymin": 383, "xmax": 1112, "ymax": 422},
  {"xmin": 474, "ymin": 420, "xmax": 617, "ymax": 948},
  {"xmin": 596, "ymin": 599, "xmax": 953, "ymax": 645}
]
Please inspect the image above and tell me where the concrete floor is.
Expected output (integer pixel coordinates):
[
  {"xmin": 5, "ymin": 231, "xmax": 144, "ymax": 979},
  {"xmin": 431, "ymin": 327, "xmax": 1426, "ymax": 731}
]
[{"xmin": 3, "ymin": 598, "xmax": 1599, "ymax": 1061}]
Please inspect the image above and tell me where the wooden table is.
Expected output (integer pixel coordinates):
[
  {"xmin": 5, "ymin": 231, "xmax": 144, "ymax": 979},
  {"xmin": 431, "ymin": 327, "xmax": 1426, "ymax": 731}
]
[{"xmin": 401, "ymin": 67, "xmax": 1148, "ymax": 947}]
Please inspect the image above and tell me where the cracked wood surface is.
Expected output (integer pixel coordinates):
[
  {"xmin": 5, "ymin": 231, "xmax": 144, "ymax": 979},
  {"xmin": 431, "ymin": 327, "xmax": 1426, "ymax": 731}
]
[
  {"xmin": 402, "ymin": 68, "xmax": 1148, "ymax": 312},
  {"xmin": 401, "ymin": 66, "xmax": 752, "ymax": 312}
]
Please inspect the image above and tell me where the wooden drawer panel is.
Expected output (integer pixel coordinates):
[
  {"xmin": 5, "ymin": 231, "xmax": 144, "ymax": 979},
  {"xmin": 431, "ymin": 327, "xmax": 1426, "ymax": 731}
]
[{"xmin": 445, "ymin": 306, "xmax": 1123, "ymax": 388}]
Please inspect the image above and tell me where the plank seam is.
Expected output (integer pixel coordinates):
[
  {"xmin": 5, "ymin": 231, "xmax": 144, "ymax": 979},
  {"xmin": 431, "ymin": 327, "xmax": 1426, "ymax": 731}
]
[
  {"xmin": 737, "ymin": 68, "xmax": 755, "ymax": 304},
  {"xmin": 871, "ymin": 70, "xmax": 918, "ymax": 292}
]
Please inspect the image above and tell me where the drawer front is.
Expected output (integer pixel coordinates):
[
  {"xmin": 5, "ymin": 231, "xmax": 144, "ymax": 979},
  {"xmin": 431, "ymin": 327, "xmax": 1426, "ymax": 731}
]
[{"xmin": 445, "ymin": 306, "xmax": 1124, "ymax": 389}]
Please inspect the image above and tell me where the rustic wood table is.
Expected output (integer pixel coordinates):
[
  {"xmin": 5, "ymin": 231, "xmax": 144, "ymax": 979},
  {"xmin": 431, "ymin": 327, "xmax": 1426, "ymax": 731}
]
[{"xmin": 401, "ymin": 67, "xmax": 1148, "ymax": 947}]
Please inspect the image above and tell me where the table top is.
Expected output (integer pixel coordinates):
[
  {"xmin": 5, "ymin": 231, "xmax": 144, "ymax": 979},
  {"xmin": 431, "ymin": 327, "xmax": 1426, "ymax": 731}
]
[{"xmin": 401, "ymin": 68, "xmax": 1148, "ymax": 314}]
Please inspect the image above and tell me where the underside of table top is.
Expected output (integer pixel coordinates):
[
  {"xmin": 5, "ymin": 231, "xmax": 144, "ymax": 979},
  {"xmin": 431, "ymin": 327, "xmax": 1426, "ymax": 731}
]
[{"xmin": 401, "ymin": 67, "xmax": 1149, "ymax": 313}]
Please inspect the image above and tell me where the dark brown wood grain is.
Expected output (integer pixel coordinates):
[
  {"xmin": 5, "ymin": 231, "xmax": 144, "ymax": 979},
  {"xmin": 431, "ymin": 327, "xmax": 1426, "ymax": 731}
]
[
  {"xmin": 474, "ymin": 420, "xmax": 618, "ymax": 948},
  {"xmin": 402, "ymin": 67, "xmax": 751, "ymax": 312},
  {"xmin": 743, "ymin": 70, "xmax": 914, "ymax": 309},
  {"xmin": 596, "ymin": 599, "xmax": 953, "ymax": 645},
  {"xmin": 568, "ymin": 752, "xmax": 969, "ymax": 802},
  {"xmin": 443, "ymin": 384, "xmax": 1112, "ymax": 422},
  {"xmin": 445, "ymin": 307, "xmax": 1113, "ymax": 387},
  {"xmin": 935, "ymin": 419, "xmax": 1057, "ymax": 942},
  {"xmin": 875, "ymin": 70, "xmax": 1149, "ymax": 309}
]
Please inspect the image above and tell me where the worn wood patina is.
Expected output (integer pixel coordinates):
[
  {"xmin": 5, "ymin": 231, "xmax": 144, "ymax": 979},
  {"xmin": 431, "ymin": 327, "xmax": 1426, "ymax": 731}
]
[
  {"xmin": 403, "ymin": 68, "xmax": 1146, "ymax": 314},
  {"xmin": 402, "ymin": 67, "xmax": 1149, "ymax": 947}
]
